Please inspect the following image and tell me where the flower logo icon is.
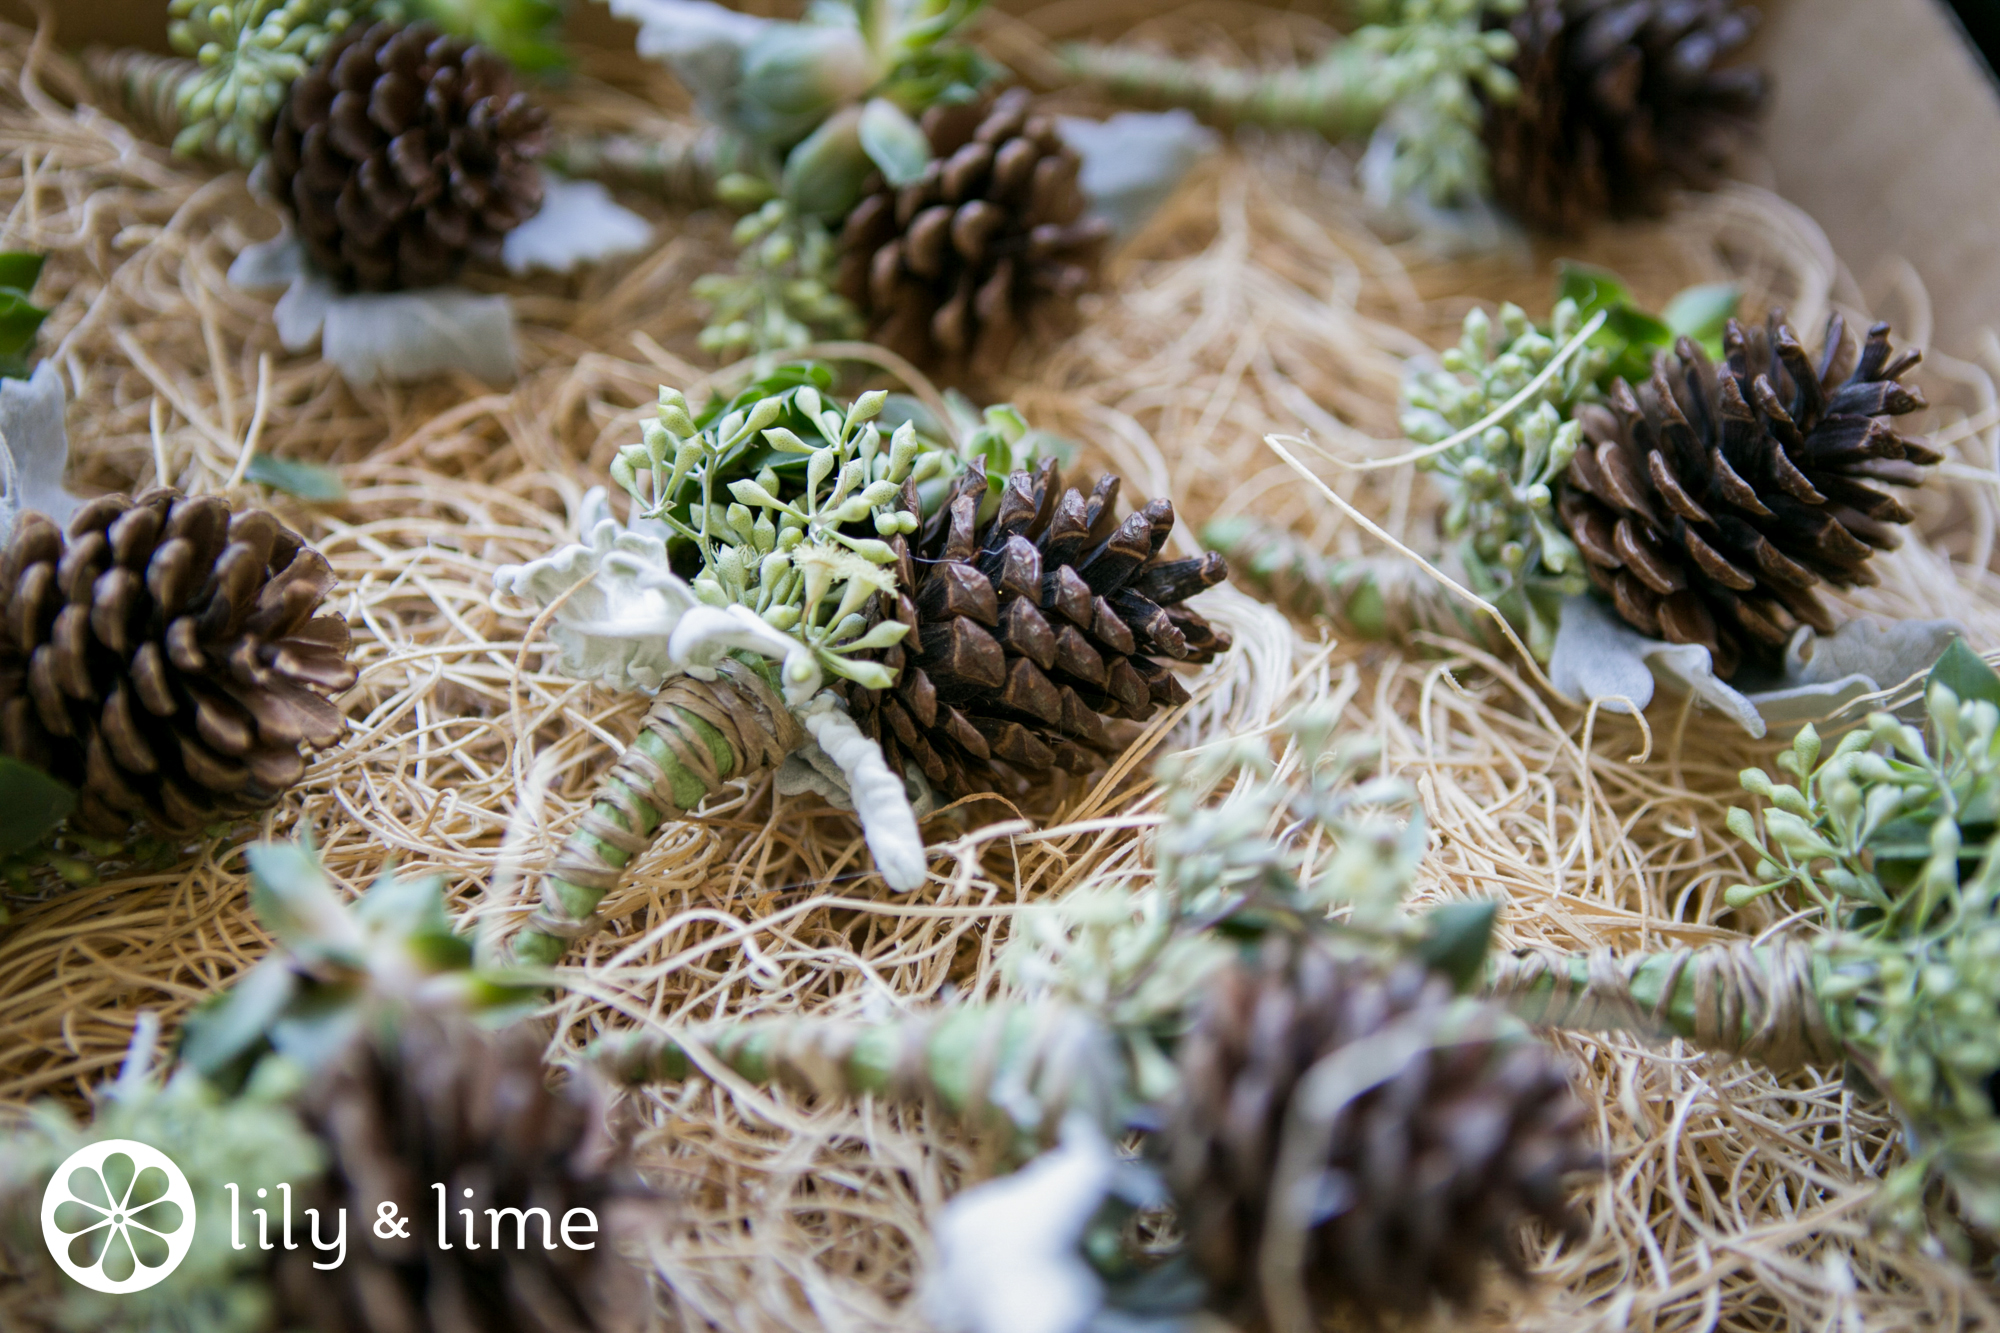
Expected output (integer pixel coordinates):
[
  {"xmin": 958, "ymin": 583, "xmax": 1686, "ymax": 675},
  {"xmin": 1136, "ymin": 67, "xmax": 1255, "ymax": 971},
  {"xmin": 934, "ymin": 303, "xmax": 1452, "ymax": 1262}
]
[{"xmin": 40, "ymin": 1139, "xmax": 196, "ymax": 1294}]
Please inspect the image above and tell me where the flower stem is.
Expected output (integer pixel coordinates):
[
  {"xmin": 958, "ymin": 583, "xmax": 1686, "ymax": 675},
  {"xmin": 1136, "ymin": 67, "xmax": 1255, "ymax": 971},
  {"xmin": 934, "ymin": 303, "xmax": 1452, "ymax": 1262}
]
[
  {"xmin": 1485, "ymin": 938, "xmax": 1843, "ymax": 1072},
  {"xmin": 514, "ymin": 660, "xmax": 803, "ymax": 965},
  {"xmin": 591, "ymin": 1002, "xmax": 1125, "ymax": 1146},
  {"xmin": 1055, "ymin": 41, "xmax": 1390, "ymax": 142},
  {"xmin": 545, "ymin": 127, "xmax": 726, "ymax": 206},
  {"xmin": 82, "ymin": 47, "xmax": 198, "ymax": 146},
  {"xmin": 1201, "ymin": 516, "xmax": 1505, "ymax": 651}
]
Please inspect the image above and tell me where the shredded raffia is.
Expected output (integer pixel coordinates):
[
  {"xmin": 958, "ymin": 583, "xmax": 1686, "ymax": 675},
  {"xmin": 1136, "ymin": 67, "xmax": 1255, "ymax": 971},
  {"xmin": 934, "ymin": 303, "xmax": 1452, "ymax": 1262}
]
[{"xmin": 5, "ymin": 7, "xmax": 2000, "ymax": 1331}]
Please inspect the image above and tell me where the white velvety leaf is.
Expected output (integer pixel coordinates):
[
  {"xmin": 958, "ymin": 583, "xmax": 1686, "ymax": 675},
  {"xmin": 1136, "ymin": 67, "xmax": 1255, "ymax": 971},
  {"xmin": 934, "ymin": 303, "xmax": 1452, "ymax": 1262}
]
[
  {"xmin": 491, "ymin": 516, "xmax": 697, "ymax": 693},
  {"xmin": 1057, "ymin": 111, "xmax": 1216, "ymax": 240},
  {"xmin": 502, "ymin": 175, "xmax": 654, "ymax": 275},
  {"xmin": 0, "ymin": 362, "xmax": 82, "ymax": 542},
  {"xmin": 319, "ymin": 287, "xmax": 517, "ymax": 385},
  {"xmin": 1549, "ymin": 594, "xmax": 1964, "ymax": 739},
  {"xmin": 798, "ymin": 695, "xmax": 925, "ymax": 890},
  {"xmin": 231, "ymin": 231, "xmax": 518, "ymax": 385},
  {"xmin": 667, "ymin": 603, "xmax": 822, "ymax": 701},
  {"xmin": 925, "ymin": 1117, "xmax": 1116, "ymax": 1333}
]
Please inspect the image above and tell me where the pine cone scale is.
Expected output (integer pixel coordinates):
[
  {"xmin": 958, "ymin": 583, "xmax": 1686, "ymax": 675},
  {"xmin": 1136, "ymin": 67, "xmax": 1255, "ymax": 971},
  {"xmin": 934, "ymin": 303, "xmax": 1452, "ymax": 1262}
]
[
  {"xmin": 846, "ymin": 461, "xmax": 1227, "ymax": 799},
  {"xmin": 272, "ymin": 21, "xmax": 547, "ymax": 292},
  {"xmin": 0, "ymin": 494, "xmax": 356, "ymax": 834}
]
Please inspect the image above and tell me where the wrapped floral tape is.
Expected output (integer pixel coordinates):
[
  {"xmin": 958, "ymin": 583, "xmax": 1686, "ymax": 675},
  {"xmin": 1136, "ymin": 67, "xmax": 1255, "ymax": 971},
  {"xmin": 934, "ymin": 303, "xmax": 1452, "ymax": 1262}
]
[
  {"xmin": 493, "ymin": 366, "xmax": 1233, "ymax": 963},
  {"xmin": 1489, "ymin": 642, "xmax": 2000, "ymax": 1238}
]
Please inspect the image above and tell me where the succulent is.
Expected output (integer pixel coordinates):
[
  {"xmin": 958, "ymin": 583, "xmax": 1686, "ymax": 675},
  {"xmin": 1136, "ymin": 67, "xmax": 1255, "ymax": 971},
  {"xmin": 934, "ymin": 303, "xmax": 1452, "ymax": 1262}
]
[
  {"xmin": 168, "ymin": 0, "xmax": 367, "ymax": 165},
  {"xmin": 500, "ymin": 366, "xmax": 1232, "ymax": 956}
]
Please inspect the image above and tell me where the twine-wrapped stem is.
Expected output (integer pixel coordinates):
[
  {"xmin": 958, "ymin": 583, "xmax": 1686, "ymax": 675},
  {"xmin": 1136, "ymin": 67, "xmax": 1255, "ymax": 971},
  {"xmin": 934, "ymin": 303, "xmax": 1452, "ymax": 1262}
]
[
  {"xmin": 514, "ymin": 659, "xmax": 804, "ymax": 966},
  {"xmin": 1204, "ymin": 517, "xmax": 1505, "ymax": 652},
  {"xmin": 1056, "ymin": 42, "xmax": 1389, "ymax": 142},
  {"xmin": 545, "ymin": 127, "xmax": 726, "ymax": 206},
  {"xmin": 1486, "ymin": 938, "xmax": 1843, "ymax": 1073},
  {"xmin": 81, "ymin": 47, "xmax": 198, "ymax": 145},
  {"xmin": 592, "ymin": 1002, "xmax": 1125, "ymax": 1147}
]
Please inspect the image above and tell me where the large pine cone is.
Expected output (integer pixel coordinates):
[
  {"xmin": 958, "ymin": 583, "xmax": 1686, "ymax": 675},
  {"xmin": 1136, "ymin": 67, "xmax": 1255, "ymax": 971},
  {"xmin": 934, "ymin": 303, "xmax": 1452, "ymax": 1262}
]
[
  {"xmin": 834, "ymin": 88, "xmax": 1111, "ymax": 374},
  {"xmin": 0, "ymin": 492, "xmax": 355, "ymax": 836},
  {"xmin": 269, "ymin": 20, "xmax": 549, "ymax": 292},
  {"xmin": 276, "ymin": 1010, "xmax": 652, "ymax": 1333},
  {"xmin": 1159, "ymin": 942, "xmax": 1593, "ymax": 1322},
  {"xmin": 1485, "ymin": 0, "xmax": 1768, "ymax": 233},
  {"xmin": 845, "ymin": 458, "xmax": 1229, "ymax": 801},
  {"xmin": 1559, "ymin": 313, "xmax": 1938, "ymax": 677}
]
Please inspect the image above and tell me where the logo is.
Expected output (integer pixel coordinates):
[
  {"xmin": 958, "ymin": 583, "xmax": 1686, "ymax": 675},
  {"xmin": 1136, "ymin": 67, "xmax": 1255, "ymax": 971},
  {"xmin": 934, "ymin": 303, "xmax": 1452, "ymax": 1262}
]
[{"xmin": 41, "ymin": 1140, "xmax": 197, "ymax": 1294}]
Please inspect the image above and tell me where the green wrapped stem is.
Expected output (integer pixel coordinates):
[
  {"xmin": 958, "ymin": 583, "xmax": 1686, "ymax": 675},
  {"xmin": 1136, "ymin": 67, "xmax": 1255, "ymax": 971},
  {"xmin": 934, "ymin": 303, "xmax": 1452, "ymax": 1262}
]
[
  {"xmin": 1056, "ymin": 41, "xmax": 1390, "ymax": 142},
  {"xmin": 592, "ymin": 1002, "xmax": 1125, "ymax": 1145},
  {"xmin": 515, "ymin": 660, "xmax": 803, "ymax": 966},
  {"xmin": 545, "ymin": 126, "xmax": 728, "ymax": 206},
  {"xmin": 1202, "ymin": 516, "xmax": 1505, "ymax": 652},
  {"xmin": 82, "ymin": 47, "xmax": 199, "ymax": 146},
  {"xmin": 1486, "ymin": 938, "xmax": 1842, "ymax": 1073}
]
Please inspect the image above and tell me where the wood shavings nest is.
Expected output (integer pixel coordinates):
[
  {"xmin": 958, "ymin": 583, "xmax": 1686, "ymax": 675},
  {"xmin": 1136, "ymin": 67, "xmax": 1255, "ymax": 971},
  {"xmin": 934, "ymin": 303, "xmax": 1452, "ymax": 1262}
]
[{"xmin": 3, "ymin": 7, "xmax": 2000, "ymax": 1330}]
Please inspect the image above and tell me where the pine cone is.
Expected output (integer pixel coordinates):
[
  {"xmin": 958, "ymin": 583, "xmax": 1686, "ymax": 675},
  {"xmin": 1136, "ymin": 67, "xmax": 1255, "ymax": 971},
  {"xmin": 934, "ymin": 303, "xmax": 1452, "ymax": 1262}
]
[
  {"xmin": 845, "ymin": 458, "xmax": 1229, "ymax": 801},
  {"xmin": 1559, "ymin": 313, "xmax": 1938, "ymax": 677},
  {"xmin": 834, "ymin": 88, "xmax": 1111, "ymax": 373},
  {"xmin": 0, "ymin": 491, "xmax": 356, "ymax": 836},
  {"xmin": 268, "ymin": 20, "xmax": 549, "ymax": 293},
  {"xmin": 1485, "ymin": 0, "xmax": 1768, "ymax": 233},
  {"xmin": 1159, "ymin": 941, "xmax": 1593, "ymax": 1322},
  {"xmin": 276, "ymin": 1010, "xmax": 652, "ymax": 1333}
]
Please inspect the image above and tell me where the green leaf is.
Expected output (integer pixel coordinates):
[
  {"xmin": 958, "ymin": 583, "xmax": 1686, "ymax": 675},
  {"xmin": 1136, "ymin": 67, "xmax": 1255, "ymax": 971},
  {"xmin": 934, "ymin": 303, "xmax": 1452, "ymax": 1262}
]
[
  {"xmin": 1928, "ymin": 638, "xmax": 2000, "ymax": 709},
  {"xmin": 1603, "ymin": 305, "xmax": 1673, "ymax": 351},
  {"xmin": 0, "ymin": 252, "xmax": 45, "ymax": 292},
  {"xmin": 179, "ymin": 956, "xmax": 299, "ymax": 1078},
  {"xmin": 858, "ymin": 97, "xmax": 933, "ymax": 187},
  {"xmin": 245, "ymin": 454, "xmax": 348, "ymax": 501},
  {"xmin": 0, "ymin": 757, "xmax": 73, "ymax": 858},
  {"xmin": 0, "ymin": 288, "xmax": 50, "ymax": 363},
  {"xmin": 1662, "ymin": 283, "xmax": 1741, "ymax": 349},
  {"xmin": 1414, "ymin": 899, "xmax": 1498, "ymax": 992},
  {"xmin": 1557, "ymin": 261, "xmax": 1630, "ymax": 318},
  {"xmin": 246, "ymin": 840, "xmax": 366, "ymax": 969}
]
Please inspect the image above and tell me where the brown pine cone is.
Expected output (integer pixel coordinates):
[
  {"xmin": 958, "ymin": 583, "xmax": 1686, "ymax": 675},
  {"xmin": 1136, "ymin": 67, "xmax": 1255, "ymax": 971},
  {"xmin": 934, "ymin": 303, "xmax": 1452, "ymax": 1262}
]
[
  {"xmin": 844, "ymin": 458, "xmax": 1229, "ymax": 801},
  {"xmin": 834, "ymin": 88, "xmax": 1112, "ymax": 374},
  {"xmin": 276, "ymin": 1009, "xmax": 652, "ymax": 1333},
  {"xmin": 0, "ymin": 492, "xmax": 356, "ymax": 836},
  {"xmin": 1159, "ymin": 941, "xmax": 1594, "ymax": 1323},
  {"xmin": 1559, "ymin": 313, "xmax": 1938, "ymax": 677},
  {"xmin": 268, "ymin": 20, "xmax": 549, "ymax": 292},
  {"xmin": 1485, "ymin": 0, "xmax": 1768, "ymax": 233}
]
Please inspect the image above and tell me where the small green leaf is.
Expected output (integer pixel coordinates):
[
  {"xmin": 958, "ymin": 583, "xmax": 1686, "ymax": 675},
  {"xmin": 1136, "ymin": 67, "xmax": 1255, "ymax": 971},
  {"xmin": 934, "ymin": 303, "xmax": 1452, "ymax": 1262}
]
[
  {"xmin": 179, "ymin": 956, "xmax": 298, "ymax": 1078},
  {"xmin": 0, "ymin": 289, "xmax": 50, "ymax": 364},
  {"xmin": 1603, "ymin": 305, "xmax": 1673, "ymax": 351},
  {"xmin": 1557, "ymin": 261, "xmax": 1630, "ymax": 318},
  {"xmin": 1928, "ymin": 637, "xmax": 2000, "ymax": 709},
  {"xmin": 0, "ymin": 757, "xmax": 73, "ymax": 858},
  {"xmin": 1662, "ymin": 283, "xmax": 1741, "ymax": 349},
  {"xmin": 245, "ymin": 454, "xmax": 348, "ymax": 502},
  {"xmin": 857, "ymin": 97, "xmax": 933, "ymax": 188},
  {"xmin": 0, "ymin": 252, "xmax": 45, "ymax": 293},
  {"xmin": 1414, "ymin": 899, "xmax": 1498, "ymax": 992}
]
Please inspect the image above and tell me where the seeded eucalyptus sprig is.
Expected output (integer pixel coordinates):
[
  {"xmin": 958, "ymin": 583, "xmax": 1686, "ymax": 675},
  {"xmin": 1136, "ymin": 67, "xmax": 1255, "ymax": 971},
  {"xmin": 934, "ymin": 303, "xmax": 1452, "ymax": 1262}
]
[
  {"xmin": 1208, "ymin": 268, "xmax": 1739, "ymax": 662},
  {"xmin": 1491, "ymin": 642, "xmax": 2000, "ymax": 1241}
]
